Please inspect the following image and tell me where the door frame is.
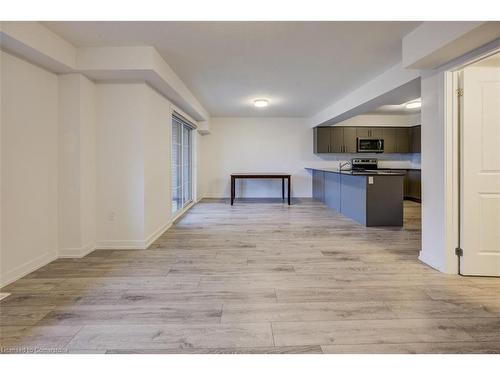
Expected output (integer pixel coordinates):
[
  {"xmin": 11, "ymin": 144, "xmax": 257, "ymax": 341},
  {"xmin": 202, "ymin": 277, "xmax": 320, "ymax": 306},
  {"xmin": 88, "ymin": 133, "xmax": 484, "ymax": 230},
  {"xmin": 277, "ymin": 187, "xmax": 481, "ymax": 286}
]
[{"xmin": 444, "ymin": 47, "xmax": 500, "ymax": 274}]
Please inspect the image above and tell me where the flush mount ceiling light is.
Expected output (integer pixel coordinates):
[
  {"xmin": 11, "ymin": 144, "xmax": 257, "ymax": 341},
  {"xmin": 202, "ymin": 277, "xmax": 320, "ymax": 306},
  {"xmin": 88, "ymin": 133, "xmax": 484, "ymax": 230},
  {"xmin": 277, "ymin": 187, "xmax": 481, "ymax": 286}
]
[
  {"xmin": 254, "ymin": 99, "xmax": 269, "ymax": 108},
  {"xmin": 405, "ymin": 100, "xmax": 422, "ymax": 109}
]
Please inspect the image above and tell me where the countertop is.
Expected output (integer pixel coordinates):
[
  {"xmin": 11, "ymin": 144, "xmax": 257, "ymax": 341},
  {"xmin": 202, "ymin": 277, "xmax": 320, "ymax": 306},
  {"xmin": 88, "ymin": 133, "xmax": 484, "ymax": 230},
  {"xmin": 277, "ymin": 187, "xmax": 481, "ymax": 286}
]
[
  {"xmin": 305, "ymin": 167, "xmax": 406, "ymax": 176},
  {"xmin": 383, "ymin": 167, "xmax": 421, "ymax": 171}
]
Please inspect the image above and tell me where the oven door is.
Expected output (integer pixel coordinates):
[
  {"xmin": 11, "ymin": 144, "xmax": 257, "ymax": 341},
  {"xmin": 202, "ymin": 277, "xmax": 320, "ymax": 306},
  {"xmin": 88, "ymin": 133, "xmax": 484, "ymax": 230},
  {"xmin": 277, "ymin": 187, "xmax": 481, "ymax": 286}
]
[{"xmin": 357, "ymin": 138, "xmax": 384, "ymax": 153}]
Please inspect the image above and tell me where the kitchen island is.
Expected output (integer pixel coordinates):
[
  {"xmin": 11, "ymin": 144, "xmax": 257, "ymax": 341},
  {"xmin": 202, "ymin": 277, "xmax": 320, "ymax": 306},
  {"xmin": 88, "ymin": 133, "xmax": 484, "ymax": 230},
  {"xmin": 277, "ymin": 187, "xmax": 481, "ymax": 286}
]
[{"xmin": 306, "ymin": 167, "xmax": 405, "ymax": 226}]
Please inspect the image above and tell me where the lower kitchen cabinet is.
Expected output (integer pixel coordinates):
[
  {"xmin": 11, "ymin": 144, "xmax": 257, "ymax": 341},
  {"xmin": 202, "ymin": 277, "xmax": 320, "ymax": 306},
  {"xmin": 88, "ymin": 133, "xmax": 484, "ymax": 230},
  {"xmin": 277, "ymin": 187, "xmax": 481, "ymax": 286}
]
[
  {"xmin": 309, "ymin": 168, "xmax": 404, "ymax": 227},
  {"xmin": 406, "ymin": 169, "xmax": 421, "ymax": 201},
  {"xmin": 324, "ymin": 171, "xmax": 341, "ymax": 211},
  {"xmin": 312, "ymin": 170, "xmax": 325, "ymax": 201}
]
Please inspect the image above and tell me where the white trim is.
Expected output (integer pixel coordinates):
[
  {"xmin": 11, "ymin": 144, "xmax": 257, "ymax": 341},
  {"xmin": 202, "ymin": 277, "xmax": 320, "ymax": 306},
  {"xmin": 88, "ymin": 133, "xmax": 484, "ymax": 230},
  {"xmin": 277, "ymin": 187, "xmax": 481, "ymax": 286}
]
[
  {"xmin": 0, "ymin": 251, "xmax": 57, "ymax": 288},
  {"xmin": 434, "ymin": 46, "xmax": 500, "ymax": 274},
  {"xmin": 94, "ymin": 239, "xmax": 149, "ymax": 250},
  {"xmin": 443, "ymin": 70, "xmax": 460, "ymax": 273},
  {"xmin": 172, "ymin": 200, "xmax": 196, "ymax": 222},
  {"xmin": 418, "ymin": 252, "xmax": 444, "ymax": 273},
  {"xmin": 58, "ymin": 242, "xmax": 96, "ymax": 258},
  {"xmin": 171, "ymin": 111, "xmax": 195, "ymax": 218},
  {"xmin": 170, "ymin": 104, "xmax": 198, "ymax": 128},
  {"xmin": 144, "ymin": 221, "xmax": 172, "ymax": 249}
]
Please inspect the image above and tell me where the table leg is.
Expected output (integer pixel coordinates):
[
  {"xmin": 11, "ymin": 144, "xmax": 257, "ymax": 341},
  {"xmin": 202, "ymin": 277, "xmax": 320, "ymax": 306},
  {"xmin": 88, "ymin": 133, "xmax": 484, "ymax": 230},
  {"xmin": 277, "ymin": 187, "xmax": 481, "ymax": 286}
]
[
  {"xmin": 231, "ymin": 177, "xmax": 235, "ymax": 205},
  {"xmin": 288, "ymin": 176, "xmax": 291, "ymax": 205},
  {"xmin": 282, "ymin": 178, "xmax": 285, "ymax": 200}
]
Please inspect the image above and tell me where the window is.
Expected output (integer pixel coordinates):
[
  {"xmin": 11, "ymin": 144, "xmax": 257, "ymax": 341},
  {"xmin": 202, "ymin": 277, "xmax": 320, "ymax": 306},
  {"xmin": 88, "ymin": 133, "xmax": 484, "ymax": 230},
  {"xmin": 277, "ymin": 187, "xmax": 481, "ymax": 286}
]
[{"xmin": 172, "ymin": 114, "xmax": 193, "ymax": 214}]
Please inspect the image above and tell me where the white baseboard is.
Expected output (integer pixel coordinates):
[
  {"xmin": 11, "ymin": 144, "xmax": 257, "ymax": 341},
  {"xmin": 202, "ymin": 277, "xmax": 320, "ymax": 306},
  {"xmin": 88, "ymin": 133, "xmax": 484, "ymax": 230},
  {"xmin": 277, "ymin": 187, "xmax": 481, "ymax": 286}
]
[
  {"xmin": 0, "ymin": 251, "xmax": 57, "ymax": 288},
  {"xmin": 94, "ymin": 239, "xmax": 149, "ymax": 250},
  {"xmin": 2, "ymin": 211, "xmax": 190, "ymax": 286},
  {"xmin": 59, "ymin": 242, "xmax": 96, "ymax": 258},
  {"xmin": 144, "ymin": 221, "xmax": 172, "ymax": 249},
  {"xmin": 95, "ymin": 221, "xmax": 173, "ymax": 250},
  {"xmin": 418, "ymin": 251, "xmax": 444, "ymax": 273}
]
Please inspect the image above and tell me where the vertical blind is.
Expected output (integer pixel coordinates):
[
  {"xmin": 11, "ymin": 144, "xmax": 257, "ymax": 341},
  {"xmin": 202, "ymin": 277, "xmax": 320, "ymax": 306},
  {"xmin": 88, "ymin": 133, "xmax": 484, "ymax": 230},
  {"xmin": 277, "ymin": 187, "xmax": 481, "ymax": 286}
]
[{"xmin": 172, "ymin": 113, "xmax": 194, "ymax": 214}]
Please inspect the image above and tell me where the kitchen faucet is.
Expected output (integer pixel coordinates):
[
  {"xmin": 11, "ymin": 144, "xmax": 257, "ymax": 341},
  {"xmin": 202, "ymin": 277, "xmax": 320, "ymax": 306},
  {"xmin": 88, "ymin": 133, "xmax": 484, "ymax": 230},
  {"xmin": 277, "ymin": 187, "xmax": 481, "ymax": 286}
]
[{"xmin": 339, "ymin": 160, "xmax": 351, "ymax": 171}]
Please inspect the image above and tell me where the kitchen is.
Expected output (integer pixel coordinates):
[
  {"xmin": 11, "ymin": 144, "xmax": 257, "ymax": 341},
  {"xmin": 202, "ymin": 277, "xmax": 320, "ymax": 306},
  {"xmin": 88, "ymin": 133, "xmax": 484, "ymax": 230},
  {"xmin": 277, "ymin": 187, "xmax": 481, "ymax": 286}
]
[{"xmin": 307, "ymin": 97, "xmax": 421, "ymax": 227}]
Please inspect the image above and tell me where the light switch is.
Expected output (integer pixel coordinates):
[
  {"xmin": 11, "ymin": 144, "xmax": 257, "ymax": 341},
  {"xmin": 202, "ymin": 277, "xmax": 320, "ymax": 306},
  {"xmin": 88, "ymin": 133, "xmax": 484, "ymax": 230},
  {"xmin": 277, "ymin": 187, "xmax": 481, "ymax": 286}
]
[{"xmin": 368, "ymin": 176, "xmax": 374, "ymax": 184}]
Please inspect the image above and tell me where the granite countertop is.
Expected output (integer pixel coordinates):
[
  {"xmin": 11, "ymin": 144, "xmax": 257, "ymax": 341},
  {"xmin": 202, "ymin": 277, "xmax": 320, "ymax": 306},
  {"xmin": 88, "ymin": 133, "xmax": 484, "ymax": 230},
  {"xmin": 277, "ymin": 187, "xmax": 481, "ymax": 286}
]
[
  {"xmin": 305, "ymin": 167, "xmax": 406, "ymax": 176},
  {"xmin": 382, "ymin": 167, "xmax": 421, "ymax": 171}
]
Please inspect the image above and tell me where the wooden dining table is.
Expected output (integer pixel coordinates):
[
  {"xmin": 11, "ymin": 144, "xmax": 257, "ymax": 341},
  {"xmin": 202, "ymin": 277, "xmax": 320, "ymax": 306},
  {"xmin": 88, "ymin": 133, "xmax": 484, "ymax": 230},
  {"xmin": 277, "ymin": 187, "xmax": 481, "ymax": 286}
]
[{"xmin": 230, "ymin": 173, "xmax": 291, "ymax": 205}]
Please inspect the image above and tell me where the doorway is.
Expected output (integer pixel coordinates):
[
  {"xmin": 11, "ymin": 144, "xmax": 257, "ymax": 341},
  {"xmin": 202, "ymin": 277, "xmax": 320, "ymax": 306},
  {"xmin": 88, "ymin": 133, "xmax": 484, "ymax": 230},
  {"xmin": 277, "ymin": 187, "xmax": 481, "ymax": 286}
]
[{"xmin": 456, "ymin": 51, "xmax": 500, "ymax": 276}]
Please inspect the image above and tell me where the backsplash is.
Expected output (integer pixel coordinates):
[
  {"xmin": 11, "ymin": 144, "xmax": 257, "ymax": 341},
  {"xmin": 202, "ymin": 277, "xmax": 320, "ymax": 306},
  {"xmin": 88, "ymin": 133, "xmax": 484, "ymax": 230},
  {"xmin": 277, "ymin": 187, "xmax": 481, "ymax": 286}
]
[{"xmin": 313, "ymin": 153, "xmax": 421, "ymax": 170}]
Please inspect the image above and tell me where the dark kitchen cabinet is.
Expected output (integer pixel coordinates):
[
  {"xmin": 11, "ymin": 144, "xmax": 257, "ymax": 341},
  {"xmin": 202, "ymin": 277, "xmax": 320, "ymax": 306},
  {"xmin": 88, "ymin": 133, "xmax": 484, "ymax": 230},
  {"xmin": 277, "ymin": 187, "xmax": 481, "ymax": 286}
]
[
  {"xmin": 314, "ymin": 125, "xmax": 420, "ymax": 154},
  {"xmin": 383, "ymin": 128, "xmax": 410, "ymax": 153},
  {"xmin": 395, "ymin": 128, "xmax": 410, "ymax": 153},
  {"xmin": 324, "ymin": 171, "xmax": 341, "ymax": 211},
  {"xmin": 411, "ymin": 125, "xmax": 421, "ymax": 153},
  {"xmin": 331, "ymin": 127, "xmax": 344, "ymax": 153},
  {"xmin": 343, "ymin": 127, "xmax": 357, "ymax": 153},
  {"xmin": 406, "ymin": 169, "xmax": 421, "ymax": 201},
  {"xmin": 356, "ymin": 127, "xmax": 383, "ymax": 138},
  {"xmin": 313, "ymin": 127, "xmax": 357, "ymax": 154},
  {"xmin": 383, "ymin": 128, "xmax": 397, "ymax": 153},
  {"xmin": 313, "ymin": 127, "xmax": 331, "ymax": 153},
  {"xmin": 312, "ymin": 170, "xmax": 325, "ymax": 201},
  {"xmin": 331, "ymin": 127, "xmax": 357, "ymax": 153}
]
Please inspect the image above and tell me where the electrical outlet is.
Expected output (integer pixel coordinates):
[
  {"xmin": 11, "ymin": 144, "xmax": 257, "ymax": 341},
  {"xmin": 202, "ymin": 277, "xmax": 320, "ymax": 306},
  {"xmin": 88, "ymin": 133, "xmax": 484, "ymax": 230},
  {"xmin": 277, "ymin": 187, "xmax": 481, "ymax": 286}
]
[
  {"xmin": 368, "ymin": 176, "xmax": 374, "ymax": 185},
  {"xmin": 108, "ymin": 212, "xmax": 116, "ymax": 222}
]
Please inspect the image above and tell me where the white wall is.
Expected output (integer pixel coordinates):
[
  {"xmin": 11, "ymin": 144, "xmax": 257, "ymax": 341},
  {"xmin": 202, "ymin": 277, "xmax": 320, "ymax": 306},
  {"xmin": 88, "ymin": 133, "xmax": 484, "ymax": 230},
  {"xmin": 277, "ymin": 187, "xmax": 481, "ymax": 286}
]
[
  {"xmin": 201, "ymin": 118, "xmax": 311, "ymax": 198},
  {"xmin": 1, "ymin": 51, "xmax": 59, "ymax": 285},
  {"xmin": 96, "ymin": 83, "xmax": 178, "ymax": 249},
  {"xmin": 1, "ymin": 24, "xmax": 206, "ymax": 285},
  {"xmin": 96, "ymin": 83, "xmax": 146, "ymax": 248},
  {"xmin": 144, "ymin": 85, "xmax": 172, "ymax": 243},
  {"xmin": 80, "ymin": 75, "xmax": 97, "ymax": 252},
  {"xmin": 58, "ymin": 73, "xmax": 96, "ymax": 257},
  {"xmin": 419, "ymin": 71, "xmax": 448, "ymax": 272}
]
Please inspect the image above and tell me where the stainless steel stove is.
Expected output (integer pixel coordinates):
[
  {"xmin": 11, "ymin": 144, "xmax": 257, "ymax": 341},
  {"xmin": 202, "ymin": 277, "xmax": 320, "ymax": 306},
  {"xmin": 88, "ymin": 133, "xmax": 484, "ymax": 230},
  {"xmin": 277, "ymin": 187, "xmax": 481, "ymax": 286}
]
[{"xmin": 351, "ymin": 158, "xmax": 378, "ymax": 171}]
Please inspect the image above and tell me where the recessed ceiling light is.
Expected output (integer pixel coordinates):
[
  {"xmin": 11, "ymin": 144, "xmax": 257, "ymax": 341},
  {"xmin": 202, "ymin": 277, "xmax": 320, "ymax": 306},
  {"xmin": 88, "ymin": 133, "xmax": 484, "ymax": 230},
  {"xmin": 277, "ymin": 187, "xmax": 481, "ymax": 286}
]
[
  {"xmin": 405, "ymin": 100, "xmax": 422, "ymax": 109},
  {"xmin": 254, "ymin": 99, "xmax": 269, "ymax": 108}
]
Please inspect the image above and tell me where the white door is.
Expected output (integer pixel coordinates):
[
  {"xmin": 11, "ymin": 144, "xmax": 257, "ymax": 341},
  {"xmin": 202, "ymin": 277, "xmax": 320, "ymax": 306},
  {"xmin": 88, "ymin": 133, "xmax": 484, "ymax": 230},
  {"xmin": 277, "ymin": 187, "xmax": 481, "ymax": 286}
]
[{"xmin": 460, "ymin": 61, "xmax": 500, "ymax": 276}]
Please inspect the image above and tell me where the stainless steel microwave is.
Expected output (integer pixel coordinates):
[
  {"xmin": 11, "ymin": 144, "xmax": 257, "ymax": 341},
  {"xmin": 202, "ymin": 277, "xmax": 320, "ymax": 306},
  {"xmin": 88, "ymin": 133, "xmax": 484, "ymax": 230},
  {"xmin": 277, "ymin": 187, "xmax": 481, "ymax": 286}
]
[{"xmin": 357, "ymin": 138, "xmax": 384, "ymax": 153}]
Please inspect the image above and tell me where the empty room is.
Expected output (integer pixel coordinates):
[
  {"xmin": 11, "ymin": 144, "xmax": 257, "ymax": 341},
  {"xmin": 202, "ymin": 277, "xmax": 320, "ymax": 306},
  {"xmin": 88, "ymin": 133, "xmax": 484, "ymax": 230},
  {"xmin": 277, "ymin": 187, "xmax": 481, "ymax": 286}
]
[{"xmin": 1, "ymin": 1, "xmax": 500, "ymax": 371}]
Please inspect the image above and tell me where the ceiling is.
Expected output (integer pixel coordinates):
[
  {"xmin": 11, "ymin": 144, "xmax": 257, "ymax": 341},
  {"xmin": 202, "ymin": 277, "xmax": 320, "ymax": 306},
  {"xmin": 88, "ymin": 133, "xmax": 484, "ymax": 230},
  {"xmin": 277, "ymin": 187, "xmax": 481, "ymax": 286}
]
[
  {"xmin": 366, "ymin": 100, "xmax": 422, "ymax": 115},
  {"xmin": 44, "ymin": 21, "xmax": 421, "ymax": 117}
]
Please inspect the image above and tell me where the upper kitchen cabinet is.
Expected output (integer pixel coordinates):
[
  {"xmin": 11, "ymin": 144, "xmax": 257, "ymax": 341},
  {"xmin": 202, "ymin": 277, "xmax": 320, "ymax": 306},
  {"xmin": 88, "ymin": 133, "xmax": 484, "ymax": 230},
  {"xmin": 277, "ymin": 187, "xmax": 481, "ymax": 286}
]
[
  {"xmin": 313, "ymin": 127, "xmax": 331, "ymax": 153},
  {"xmin": 383, "ymin": 128, "xmax": 397, "ymax": 153},
  {"xmin": 395, "ymin": 127, "xmax": 411, "ymax": 153},
  {"xmin": 313, "ymin": 125, "xmax": 420, "ymax": 154},
  {"xmin": 342, "ymin": 127, "xmax": 357, "ymax": 153},
  {"xmin": 356, "ymin": 127, "xmax": 384, "ymax": 138},
  {"xmin": 330, "ymin": 127, "xmax": 344, "ymax": 153},
  {"xmin": 383, "ymin": 127, "xmax": 411, "ymax": 153},
  {"xmin": 411, "ymin": 125, "xmax": 421, "ymax": 153},
  {"xmin": 331, "ymin": 127, "xmax": 357, "ymax": 153},
  {"xmin": 313, "ymin": 126, "xmax": 356, "ymax": 153}
]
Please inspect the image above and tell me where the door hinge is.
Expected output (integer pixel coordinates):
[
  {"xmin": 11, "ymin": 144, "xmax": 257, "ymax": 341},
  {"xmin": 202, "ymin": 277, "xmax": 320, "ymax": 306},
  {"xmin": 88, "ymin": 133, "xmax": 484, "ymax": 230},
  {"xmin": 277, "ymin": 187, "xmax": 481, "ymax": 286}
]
[
  {"xmin": 455, "ymin": 247, "xmax": 463, "ymax": 257},
  {"xmin": 456, "ymin": 88, "xmax": 464, "ymax": 97}
]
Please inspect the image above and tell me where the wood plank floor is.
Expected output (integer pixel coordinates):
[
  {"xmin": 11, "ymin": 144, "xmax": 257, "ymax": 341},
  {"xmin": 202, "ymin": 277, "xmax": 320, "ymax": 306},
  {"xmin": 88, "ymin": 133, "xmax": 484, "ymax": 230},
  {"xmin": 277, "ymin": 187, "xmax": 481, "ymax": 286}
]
[{"xmin": 2, "ymin": 198, "xmax": 500, "ymax": 354}]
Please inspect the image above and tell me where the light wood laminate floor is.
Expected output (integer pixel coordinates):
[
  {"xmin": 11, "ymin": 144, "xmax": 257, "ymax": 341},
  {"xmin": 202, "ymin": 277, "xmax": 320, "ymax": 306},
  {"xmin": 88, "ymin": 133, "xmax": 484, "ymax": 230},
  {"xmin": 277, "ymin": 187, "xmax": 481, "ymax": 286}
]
[{"xmin": 1, "ymin": 199, "xmax": 500, "ymax": 354}]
